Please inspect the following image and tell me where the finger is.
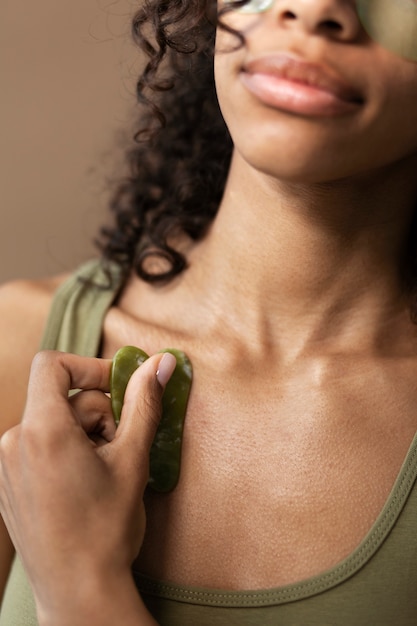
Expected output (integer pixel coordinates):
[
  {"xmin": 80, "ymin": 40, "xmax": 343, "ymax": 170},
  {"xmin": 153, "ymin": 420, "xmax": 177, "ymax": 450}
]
[
  {"xmin": 24, "ymin": 351, "xmax": 112, "ymax": 425},
  {"xmin": 69, "ymin": 391, "xmax": 116, "ymax": 446},
  {"xmin": 112, "ymin": 353, "xmax": 177, "ymax": 472}
]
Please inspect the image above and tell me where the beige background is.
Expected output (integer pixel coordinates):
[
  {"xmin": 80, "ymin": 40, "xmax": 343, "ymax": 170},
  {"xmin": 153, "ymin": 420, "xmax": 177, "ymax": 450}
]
[{"xmin": 1, "ymin": 0, "xmax": 141, "ymax": 282}]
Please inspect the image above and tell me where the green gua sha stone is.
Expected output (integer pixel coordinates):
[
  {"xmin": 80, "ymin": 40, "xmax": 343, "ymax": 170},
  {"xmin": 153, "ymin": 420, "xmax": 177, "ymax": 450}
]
[
  {"xmin": 110, "ymin": 345, "xmax": 193, "ymax": 493},
  {"xmin": 111, "ymin": 346, "xmax": 149, "ymax": 425},
  {"xmin": 357, "ymin": 0, "xmax": 417, "ymax": 62}
]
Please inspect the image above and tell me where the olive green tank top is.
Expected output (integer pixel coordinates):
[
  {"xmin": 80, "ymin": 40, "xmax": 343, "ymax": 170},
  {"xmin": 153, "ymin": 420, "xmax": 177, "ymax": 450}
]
[{"xmin": 1, "ymin": 259, "xmax": 417, "ymax": 625}]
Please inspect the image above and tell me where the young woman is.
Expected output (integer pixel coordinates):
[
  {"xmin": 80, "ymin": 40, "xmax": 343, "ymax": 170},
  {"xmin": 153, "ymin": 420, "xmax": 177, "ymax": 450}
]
[{"xmin": 1, "ymin": 0, "xmax": 417, "ymax": 623}]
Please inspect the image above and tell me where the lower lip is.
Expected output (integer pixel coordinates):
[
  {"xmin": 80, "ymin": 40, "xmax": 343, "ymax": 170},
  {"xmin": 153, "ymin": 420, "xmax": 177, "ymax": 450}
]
[{"xmin": 241, "ymin": 71, "xmax": 361, "ymax": 117}]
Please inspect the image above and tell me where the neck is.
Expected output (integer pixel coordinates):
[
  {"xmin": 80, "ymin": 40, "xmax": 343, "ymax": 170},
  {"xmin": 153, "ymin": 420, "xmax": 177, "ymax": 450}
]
[{"xmin": 187, "ymin": 152, "xmax": 417, "ymax": 357}]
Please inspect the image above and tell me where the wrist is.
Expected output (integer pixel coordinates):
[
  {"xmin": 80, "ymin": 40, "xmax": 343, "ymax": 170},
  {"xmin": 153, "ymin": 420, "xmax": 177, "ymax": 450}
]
[{"xmin": 36, "ymin": 568, "xmax": 158, "ymax": 626}]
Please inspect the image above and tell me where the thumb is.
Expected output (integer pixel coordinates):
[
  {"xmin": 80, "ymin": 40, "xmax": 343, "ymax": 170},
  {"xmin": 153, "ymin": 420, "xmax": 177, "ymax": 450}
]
[{"xmin": 112, "ymin": 352, "xmax": 177, "ymax": 473}]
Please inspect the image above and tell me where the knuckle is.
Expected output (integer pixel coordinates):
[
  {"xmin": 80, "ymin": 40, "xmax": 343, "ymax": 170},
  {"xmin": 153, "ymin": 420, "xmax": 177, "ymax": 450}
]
[
  {"xmin": 0, "ymin": 426, "xmax": 19, "ymax": 462},
  {"xmin": 124, "ymin": 379, "xmax": 162, "ymax": 437},
  {"xmin": 20, "ymin": 412, "xmax": 61, "ymax": 452},
  {"xmin": 21, "ymin": 412, "xmax": 64, "ymax": 445},
  {"xmin": 137, "ymin": 390, "xmax": 162, "ymax": 428},
  {"xmin": 18, "ymin": 420, "xmax": 41, "ymax": 450},
  {"xmin": 30, "ymin": 349, "xmax": 57, "ymax": 373},
  {"xmin": 126, "ymin": 362, "xmax": 163, "ymax": 426}
]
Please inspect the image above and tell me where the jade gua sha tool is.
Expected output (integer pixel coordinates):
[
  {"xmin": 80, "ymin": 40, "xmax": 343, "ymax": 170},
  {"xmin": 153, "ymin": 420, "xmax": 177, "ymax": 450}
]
[
  {"xmin": 110, "ymin": 346, "xmax": 192, "ymax": 493},
  {"xmin": 357, "ymin": 0, "xmax": 417, "ymax": 62},
  {"xmin": 232, "ymin": 0, "xmax": 417, "ymax": 63}
]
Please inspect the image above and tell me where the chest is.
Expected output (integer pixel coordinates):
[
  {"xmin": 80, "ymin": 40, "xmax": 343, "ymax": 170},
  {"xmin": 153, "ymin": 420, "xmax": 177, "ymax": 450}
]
[{"xmin": 135, "ymin": 369, "xmax": 417, "ymax": 590}]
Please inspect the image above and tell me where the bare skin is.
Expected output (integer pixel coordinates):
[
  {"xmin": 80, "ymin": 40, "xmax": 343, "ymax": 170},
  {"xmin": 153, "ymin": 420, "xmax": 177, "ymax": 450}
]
[
  {"xmin": 3, "ymin": 165, "xmax": 417, "ymax": 599},
  {"xmin": 102, "ymin": 161, "xmax": 417, "ymax": 591},
  {"xmin": 2, "ymin": 0, "xmax": 417, "ymax": 620}
]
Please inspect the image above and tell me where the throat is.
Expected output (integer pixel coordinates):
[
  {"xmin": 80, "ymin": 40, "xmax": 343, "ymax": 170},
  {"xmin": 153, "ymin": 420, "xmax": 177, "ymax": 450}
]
[
  {"xmin": 196, "ymin": 150, "xmax": 415, "ymax": 317},
  {"xmin": 184, "ymin": 172, "xmax": 414, "ymax": 356}
]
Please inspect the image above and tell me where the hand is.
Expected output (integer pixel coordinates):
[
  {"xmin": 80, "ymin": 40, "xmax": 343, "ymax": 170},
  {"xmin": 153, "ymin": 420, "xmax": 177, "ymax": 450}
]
[{"xmin": 0, "ymin": 350, "xmax": 176, "ymax": 624}]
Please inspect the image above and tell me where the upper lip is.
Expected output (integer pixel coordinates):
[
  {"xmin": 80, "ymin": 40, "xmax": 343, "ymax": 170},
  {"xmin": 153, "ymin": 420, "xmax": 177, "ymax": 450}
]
[{"xmin": 243, "ymin": 55, "xmax": 363, "ymax": 103}]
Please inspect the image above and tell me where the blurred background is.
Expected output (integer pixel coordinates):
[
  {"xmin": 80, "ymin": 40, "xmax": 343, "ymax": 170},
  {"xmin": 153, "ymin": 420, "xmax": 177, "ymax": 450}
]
[{"xmin": 1, "ymin": 0, "xmax": 141, "ymax": 282}]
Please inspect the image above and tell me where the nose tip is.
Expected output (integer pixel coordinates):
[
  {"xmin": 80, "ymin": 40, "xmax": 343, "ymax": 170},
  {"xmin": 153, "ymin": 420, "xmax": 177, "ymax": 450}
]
[{"xmin": 273, "ymin": 0, "xmax": 362, "ymax": 41}]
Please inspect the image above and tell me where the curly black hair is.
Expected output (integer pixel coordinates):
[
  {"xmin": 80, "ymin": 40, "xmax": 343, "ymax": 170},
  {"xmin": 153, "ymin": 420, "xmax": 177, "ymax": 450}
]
[{"xmin": 98, "ymin": 0, "xmax": 248, "ymax": 284}]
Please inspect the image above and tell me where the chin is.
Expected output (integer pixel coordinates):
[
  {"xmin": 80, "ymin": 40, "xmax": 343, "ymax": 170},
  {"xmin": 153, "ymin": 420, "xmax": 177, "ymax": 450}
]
[
  {"xmin": 227, "ymin": 113, "xmax": 366, "ymax": 183},
  {"xmin": 236, "ymin": 143, "xmax": 361, "ymax": 186}
]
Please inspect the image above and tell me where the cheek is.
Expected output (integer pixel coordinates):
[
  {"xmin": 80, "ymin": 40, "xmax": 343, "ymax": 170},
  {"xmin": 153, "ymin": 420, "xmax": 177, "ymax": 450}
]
[
  {"xmin": 214, "ymin": 45, "xmax": 245, "ymax": 132},
  {"xmin": 367, "ymin": 68, "xmax": 417, "ymax": 160}
]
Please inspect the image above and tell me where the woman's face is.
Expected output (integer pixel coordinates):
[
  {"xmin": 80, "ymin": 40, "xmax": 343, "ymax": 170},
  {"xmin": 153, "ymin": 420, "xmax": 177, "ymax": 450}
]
[{"xmin": 214, "ymin": 0, "xmax": 417, "ymax": 183}]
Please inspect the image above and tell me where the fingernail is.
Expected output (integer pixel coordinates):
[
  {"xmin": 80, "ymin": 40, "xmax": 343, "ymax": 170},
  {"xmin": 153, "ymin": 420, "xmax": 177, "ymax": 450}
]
[{"xmin": 156, "ymin": 352, "xmax": 177, "ymax": 388}]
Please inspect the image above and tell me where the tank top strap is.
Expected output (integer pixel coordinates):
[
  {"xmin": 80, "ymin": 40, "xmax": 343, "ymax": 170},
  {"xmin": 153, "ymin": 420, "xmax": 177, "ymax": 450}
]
[{"xmin": 40, "ymin": 259, "xmax": 124, "ymax": 356}]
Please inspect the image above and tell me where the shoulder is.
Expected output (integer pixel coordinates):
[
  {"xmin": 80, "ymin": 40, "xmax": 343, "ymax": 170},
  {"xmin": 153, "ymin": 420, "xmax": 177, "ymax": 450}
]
[{"xmin": 0, "ymin": 273, "xmax": 69, "ymax": 434}]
